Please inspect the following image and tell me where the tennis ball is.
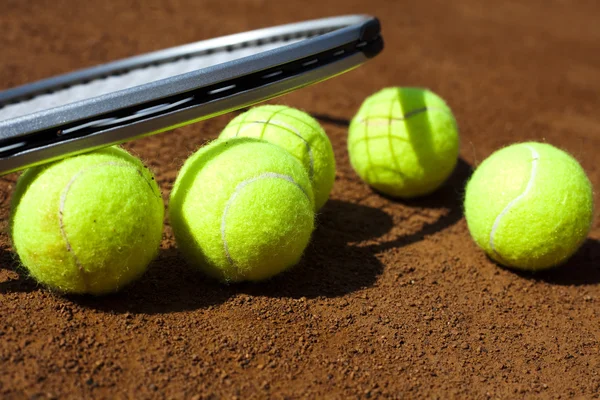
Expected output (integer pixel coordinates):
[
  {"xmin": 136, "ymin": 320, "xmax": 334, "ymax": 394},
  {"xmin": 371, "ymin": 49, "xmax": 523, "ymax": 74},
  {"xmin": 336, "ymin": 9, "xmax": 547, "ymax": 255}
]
[
  {"xmin": 464, "ymin": 142, "xmax": 594, "ymax": 271},
  {"xmin": 219, "ymin": 105, "xmax": 335, "ymax": 210},
  {"xmin": 169, "ymin": 138, "xmax": 315, "ymax": 282},
  {"xmin": 10, "ymin": 147, "xmax": 164, "ymax": 295},
  {"xmin": 348, "ymin": 87, "xmax": 460, "ymax": 198}
]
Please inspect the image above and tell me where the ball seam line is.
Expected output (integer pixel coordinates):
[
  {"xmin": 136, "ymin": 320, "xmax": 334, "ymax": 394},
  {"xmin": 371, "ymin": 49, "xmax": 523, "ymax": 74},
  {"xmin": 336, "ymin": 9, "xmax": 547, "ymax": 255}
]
[
  {"xmin": 278, "ymin": 109, "xmax": 327, "ymax": 139},
  {"xmin": 220, "ymin": 172, "xmax": 310, "ymax": 268},
  {"xmin": 259, "ymin": 107, "xmax": 289, "ymax": 145},
  {"xmin": 58, "ymin": 161, "xmax": 156, "ymax": 290},
  {"xmin": 233, "ymin": 107, "xmax": 254, "ymax": 136},
  {"xmin": 236, "ymin": 119, "xmax": 315, "ymax": 179},
  {"xmin": 488, "ymin": 145, "xmax": 540, "ymax": 259},
  {"xmin": 230, "ymin": 108, "xmax": 326, "ymax": 141}
]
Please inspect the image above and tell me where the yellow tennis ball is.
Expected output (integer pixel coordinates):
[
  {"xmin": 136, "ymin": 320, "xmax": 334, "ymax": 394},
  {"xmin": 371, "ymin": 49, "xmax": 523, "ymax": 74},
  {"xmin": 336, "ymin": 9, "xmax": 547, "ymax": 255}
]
[
  {"xmin": 348, "ymin": 87, "xmax": 460, "ymax": 198},
  {"xmin": 9, "ymin": 147, "xmax": 164, "ymax": 295},
  {"xmin": 169, "ymin": 138, "xmax": 315, "ymax": 282},
  {"xmin": 219, "ymin": 105, "xmax": 335, "ymax": 210},
  {"xmin": 464, "ymin": 142, "xmax": 594, "ymax": 271}
]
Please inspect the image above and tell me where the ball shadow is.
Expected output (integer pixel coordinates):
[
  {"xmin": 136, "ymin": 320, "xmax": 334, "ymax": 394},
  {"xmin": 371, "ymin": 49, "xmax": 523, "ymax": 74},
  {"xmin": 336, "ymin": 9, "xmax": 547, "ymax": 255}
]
[
  {"xmin": 239, "ymin": 199, "xmax": 392, "ymax": 299},
  {"xmin": 73, "ymin": 200, "xmax": 394, "ymax": 309},
  {"xmin": 241, "ymin": 158, "xmax": 471, "ymax": 299},
  {"xmin": 366, "ymin": 157, "xmax": 471, "ymax": 253},
  {"xmin": 70, "ymin": 247, "xmax": 233, "ymax": 314},
  {"xmin": 504, "ymin": 238, "xmax": 600, "ymax": 286},
  {"xmin": 0, "ymin": 247, "xmax": 40, "ymax": 294}
]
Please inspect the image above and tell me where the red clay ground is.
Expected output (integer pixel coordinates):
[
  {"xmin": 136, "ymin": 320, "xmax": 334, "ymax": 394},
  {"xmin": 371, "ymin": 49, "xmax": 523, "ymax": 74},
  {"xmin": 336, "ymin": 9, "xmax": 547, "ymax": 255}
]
[{"xmin": 1, "ymin": 0, "xmax": 600, "ymax": 398}]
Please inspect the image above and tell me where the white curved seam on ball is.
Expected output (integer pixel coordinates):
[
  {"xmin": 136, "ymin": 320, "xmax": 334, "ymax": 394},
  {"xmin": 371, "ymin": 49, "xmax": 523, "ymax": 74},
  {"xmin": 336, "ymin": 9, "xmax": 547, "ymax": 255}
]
[
  {"xmin": 220, "ymin": 172, "xmax": 310, "ymax": 267},
  {"xmin": 236, "ymin": 119, "xmax": 315, "ymax": 180},
  {"xmin": 489, "ymin": 145, "xmax": 540, "ymax": 257},
  {"xmin": 356, "ymin": 106, "xmax": 452, "ymax": 126},
  {"xmin": 58, "ymin": 161, "xmax": 153, "ymax": 286}
]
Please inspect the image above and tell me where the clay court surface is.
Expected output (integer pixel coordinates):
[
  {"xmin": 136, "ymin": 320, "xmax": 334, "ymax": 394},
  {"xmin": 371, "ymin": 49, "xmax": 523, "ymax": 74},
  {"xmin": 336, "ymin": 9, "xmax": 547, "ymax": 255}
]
[{"xmin": 1, "ymin": 0, "xmax": 599, "ymax": 398}]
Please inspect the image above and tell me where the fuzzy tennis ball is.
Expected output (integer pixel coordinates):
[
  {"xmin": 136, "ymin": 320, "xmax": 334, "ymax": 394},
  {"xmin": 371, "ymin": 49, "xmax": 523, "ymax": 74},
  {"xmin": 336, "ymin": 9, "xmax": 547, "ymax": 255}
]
[
  {"xmin": 219, "ymin": 105, "xmax": 335, "ymax": 210},
  {"xmin": 169, "ymin": 138, "xmax": 315, "ymax": 282},
  {"xmin": 464, "ymin": 142, "xmax": 593, "ymax": 271},
  {"xmin": 10, "ymin": 147, "xmax": 164, "ymax": 295},
  {"xmin": 348, "ymin": 87, "xmax": 460, "ymax": 198}
]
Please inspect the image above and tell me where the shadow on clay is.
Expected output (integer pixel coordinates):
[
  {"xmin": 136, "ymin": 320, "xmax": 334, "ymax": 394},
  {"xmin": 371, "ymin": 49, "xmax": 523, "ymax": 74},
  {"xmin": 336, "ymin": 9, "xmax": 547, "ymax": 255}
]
[
  {"xmin": 241, "ymin": 156, "xmax": 472, "ymax": 299},
  {"xmin": 80, "ymin": 169, "xmax": 470, "ymax": 310},
  {"xmin": 506, "ymin": 238, "xmax": 600, "ymax": 286},
  {"xmin": 0, "ymin": 245, "xmax": 44, "ymax": 294},
  {"xmin": 0, "ymin": 176, "xmax": 38, "ymax": 294},
  {"xmin": 366, "ymin": 157, "xmax": 471, "ymax": 254},
  {"xmin": 72, "ymin": 201, "xmax": 393, "ymax": 311},
  {"xmin": 238, "ymin": 200, "xmax": 392, "ymax": 299},
  {"xmin": 71, "ymin": 247, "xmax": 233, "ymax": 314}
]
